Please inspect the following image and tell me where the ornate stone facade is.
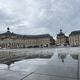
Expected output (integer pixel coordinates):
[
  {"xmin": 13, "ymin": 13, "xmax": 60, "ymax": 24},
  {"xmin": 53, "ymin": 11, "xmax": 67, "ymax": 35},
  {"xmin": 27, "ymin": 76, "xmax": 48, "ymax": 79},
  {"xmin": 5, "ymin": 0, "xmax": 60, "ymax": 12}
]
[
  {"xmin": 69, "ymin": 30, "xmax": 80, "ymax": 46},
  {"xmin": 56, "ymin": 29, "xmax": 69, "ymax": 46},
  {"xmin": 0, "ymin": 28, "xmax": 55, "ymax": 49}
]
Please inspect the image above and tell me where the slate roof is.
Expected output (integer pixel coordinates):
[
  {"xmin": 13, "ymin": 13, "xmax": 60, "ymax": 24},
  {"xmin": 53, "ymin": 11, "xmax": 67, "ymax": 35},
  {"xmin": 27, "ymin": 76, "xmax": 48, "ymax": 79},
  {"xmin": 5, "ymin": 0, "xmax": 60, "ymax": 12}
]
[
  {"xmin": 0, "ymin": 31, "xmax": 52, "ymax": 39},
  {"xmin": 23, "ymin": 34, "xmax": 52, "ymax": 39},
  {"xmin": 69, "ymin": 30, "xmax": 80, "ymax": 36},
  {"xmin": 57, "ymin": 29, "xmax": 65, "ymax": 36},
  {"xmin": 57, "ymin": 32, "xmax": 65, "ymax": 36}
]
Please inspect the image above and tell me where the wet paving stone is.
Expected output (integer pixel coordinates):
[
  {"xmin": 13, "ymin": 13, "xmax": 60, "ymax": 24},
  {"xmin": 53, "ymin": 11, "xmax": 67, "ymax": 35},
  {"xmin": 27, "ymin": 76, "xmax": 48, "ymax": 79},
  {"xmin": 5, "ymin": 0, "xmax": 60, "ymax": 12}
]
[
  {"xmin": 0, "ymin": 70, "xmax": 33, "ymax": 80},
  {"xmin": 23, "ymin": 73, "xmax": 76, "ymax": 80},
  {"xmin": 35, "ymin": 53, "xmax": 78, "ymax": 79},
  {"xmin": 0, "ymin": 48, "xmax": 79, "ymax": 80},
  {"xmin": 78, "ymin": 54, "xmax": 80, "ymax": 80}
]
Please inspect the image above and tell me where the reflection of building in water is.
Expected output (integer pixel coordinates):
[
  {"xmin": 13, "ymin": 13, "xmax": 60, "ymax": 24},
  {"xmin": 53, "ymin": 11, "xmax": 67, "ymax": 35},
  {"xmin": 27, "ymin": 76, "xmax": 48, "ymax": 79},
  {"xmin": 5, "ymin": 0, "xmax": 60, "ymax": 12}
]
[
  {"xmin": 58, "ymin": 53, "xmax": 66, "ymax": 63},
  {"xmin": 69, "ymin": 30, "xmax": 80, "ymax": 46},
  {"xmin": 56, "ymin": 29, "xmax": 69, "ymax": 46},
  {"xmin": 70, "ymin": 54, "xmax": 78, "ymax": 60},
  {"xmin": 0, "ymin": 28, "xmax": 55, "ymax": 48},
  {"xmin": 0, "ymin": 51, "xmax": 15, "ymax": 69}
]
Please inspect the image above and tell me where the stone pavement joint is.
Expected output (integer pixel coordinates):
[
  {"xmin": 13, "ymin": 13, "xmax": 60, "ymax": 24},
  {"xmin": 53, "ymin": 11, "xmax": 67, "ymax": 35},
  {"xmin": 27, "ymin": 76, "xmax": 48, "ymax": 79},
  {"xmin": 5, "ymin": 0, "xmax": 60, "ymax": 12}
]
[{"xmin": 20, "ymin": 72, "xmax": 34, "ymax": 80}]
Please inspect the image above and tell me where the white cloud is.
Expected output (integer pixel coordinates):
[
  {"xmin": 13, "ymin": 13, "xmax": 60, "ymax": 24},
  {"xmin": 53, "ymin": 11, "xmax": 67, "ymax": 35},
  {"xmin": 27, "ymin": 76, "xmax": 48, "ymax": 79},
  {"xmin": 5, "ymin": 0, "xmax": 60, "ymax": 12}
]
[{"xmin": 0, "ymin": 0, "xmax": 80, "ymax": 37}]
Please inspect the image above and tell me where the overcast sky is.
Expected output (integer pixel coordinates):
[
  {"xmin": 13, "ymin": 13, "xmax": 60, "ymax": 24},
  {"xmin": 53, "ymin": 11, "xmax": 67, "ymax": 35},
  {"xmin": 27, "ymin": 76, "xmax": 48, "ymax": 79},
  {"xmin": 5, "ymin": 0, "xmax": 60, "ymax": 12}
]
[{"xmin": 0, "ymin": 0, "xmax": 80, "ymax": 38}]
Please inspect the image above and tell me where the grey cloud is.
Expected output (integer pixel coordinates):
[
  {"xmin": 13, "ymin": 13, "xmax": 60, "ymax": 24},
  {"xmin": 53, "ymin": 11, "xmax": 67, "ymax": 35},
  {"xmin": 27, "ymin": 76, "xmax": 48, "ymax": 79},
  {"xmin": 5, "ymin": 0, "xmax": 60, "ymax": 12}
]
[{"xmin": 0, "ymin": 0, "xmax": 80, "ymax": 37}]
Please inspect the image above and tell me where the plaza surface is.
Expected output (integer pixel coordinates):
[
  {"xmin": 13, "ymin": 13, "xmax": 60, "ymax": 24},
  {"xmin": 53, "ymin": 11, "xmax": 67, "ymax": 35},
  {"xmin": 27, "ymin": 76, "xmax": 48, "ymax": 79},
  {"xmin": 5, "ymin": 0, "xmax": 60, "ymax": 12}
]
[{"xmin": 0, "ymin": 47, "xmax": 80, "ymax": 80}]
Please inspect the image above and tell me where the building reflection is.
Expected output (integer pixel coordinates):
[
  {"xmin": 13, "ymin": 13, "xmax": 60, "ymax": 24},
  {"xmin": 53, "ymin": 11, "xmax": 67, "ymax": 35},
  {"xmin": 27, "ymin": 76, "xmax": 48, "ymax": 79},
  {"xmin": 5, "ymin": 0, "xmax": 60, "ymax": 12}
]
[
  {"xmin": 70, "ymin": 54, "xmax": 78, "ymax": 60},
  {"xmin": 6, "ymin": 61, "xmax": 15, "ymax": 70},
  {"xmin": 58, "ymin": 53, "xmax": 67, "ymax": 63},
  {"xmin": 0, "ymin": 51, "xmax": 15, "ymax": 69}
]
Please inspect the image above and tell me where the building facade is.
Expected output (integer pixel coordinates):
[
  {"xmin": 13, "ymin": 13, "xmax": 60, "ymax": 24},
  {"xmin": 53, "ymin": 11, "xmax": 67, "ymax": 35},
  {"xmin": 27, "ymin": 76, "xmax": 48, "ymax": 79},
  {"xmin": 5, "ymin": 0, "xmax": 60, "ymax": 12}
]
[
  {"xmin": 0, "ymin": 28, "xmax": 55, "ymax": 49},
  {"xmin": 69, "ymin": 30, "xmax": 80, "ymax": 46},
  {"xmin": 56, "ymin": 29, "xmax": 69, "ymax": 46}
]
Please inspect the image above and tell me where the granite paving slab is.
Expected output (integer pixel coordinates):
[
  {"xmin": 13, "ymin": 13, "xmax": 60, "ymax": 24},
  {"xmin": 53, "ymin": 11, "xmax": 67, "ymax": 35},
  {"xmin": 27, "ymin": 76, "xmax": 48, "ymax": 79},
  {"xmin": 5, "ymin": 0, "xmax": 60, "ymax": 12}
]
[
  {"xmin": 0, "ymin": 69, "xmax": 33, "ymax": 80},
  {"xmin": 78, "ymin": 54, "xmax": 80, "ymax": 79},
  {"xmin": 23, "ymin": 73, "xmax": 76, "ymax": 80},
  {"xmin": 34, "ymin": 54, "xmax": 78, "ymax": 79}
]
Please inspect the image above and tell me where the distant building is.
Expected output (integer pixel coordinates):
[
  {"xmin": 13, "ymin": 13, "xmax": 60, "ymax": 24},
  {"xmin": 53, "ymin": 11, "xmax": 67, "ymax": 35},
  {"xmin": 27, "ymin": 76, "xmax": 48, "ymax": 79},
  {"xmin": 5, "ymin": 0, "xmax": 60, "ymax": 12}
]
[
  {"xmin": 56, "ymin": 29, "xmax": 69, "ymax": 46},
  {"xmin": 69, "ymin": 30, "xmax": 80, "ymax": 46},
  {"xmin": 0, "ymin": 28, "xmax": 55, "ymax": 49}
]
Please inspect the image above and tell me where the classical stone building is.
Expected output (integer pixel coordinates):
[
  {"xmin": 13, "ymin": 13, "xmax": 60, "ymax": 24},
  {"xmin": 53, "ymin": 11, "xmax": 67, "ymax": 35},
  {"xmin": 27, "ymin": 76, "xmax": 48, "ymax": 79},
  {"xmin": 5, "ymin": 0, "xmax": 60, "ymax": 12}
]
[
  {"xmin": 69, "ymin": 30, "xmax": 80, "ymax": 46},
  {"xmin": 0, "ymin": 28, "xmax": 55, "ymax": 49},
  {"xmin": 56, "ymin": 29, "xmax": 69, "ymax": 46}
]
